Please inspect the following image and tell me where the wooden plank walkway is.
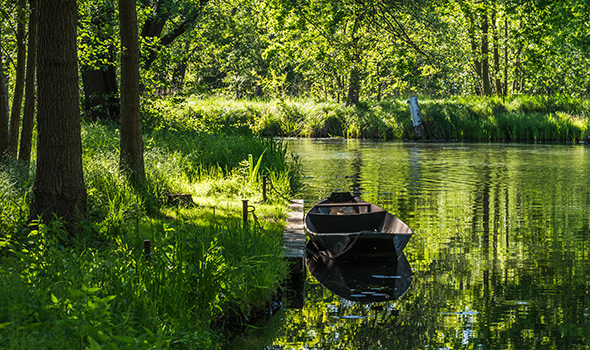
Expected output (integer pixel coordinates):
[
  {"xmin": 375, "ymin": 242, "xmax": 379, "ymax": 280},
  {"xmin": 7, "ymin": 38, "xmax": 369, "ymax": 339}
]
[
  {"xmin": 283, "ymin": 199, "xmax": 306, "ymax": 308},
  {"xmin": 283, "ymin": 199, "xmax": 306, "ymax": 274}
]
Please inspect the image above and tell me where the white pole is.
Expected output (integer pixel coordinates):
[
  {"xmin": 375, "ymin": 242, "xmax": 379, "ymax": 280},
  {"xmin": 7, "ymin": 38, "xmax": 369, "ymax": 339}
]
[{"xmin": 407, "ymin": 96, "xmax": 424, "ymax": 137}]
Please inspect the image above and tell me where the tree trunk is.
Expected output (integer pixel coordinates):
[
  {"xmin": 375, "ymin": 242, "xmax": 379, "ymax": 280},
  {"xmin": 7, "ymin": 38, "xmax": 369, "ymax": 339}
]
[
  {"xmin": 0, "ymin": 51, "xmax": 9, "ymax": 160},
  {"xmin": 81, "ymin": 64, "xmax": 119, "ymax": 120},
  {"xmin": 140, "ymin": 0, "xmax": 208, "ymax": 71},
  {"xmin": 481, "ymin": 9, "xmax": 492, "ymax": 96},
  {"xmin": 30, "ymin": 0, "xmax": 87, "ymax": 233},
  {"xmin": 18, "ymin": 0, "xmax": 38, "ymax": 164},
  {"xmin": 172, "ymin": 61, "xmax": 187, "ymax": 92},
  {"xmin": 119, "ymin": 0, "xmax": 146, "ymax": 186},
  {"xmin": 9, "ymin": 0, "xmax": 27, "ymax": 157},
  {"xmin": 491, "ymin": 8, "xmax": 502, "ymax": 95},
  {"xmin": 80, "ymin": 7, "xmax": 119, "ymax": 120},
  {"xmin": 467, "ymin": 10, "xmax": 482, "ymax": 95},
  {"xmin": 346, "ymin": 64, "xmax": 361, "ymax": 106},
  {"xmin": 376, "ymin": 63, "xmax": 382, "ymax": 102},
  {"xmin": 504, "ymin": 17, "xmax": 508, "ymax": 97}
]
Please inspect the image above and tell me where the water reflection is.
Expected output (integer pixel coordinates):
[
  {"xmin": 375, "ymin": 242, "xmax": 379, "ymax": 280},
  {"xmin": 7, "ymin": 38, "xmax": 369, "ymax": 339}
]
[
  {"xmin": 230, "ymin": 140, "xmax": 590, "ymax": 349},
  {"xmin": 306, "ymin": 245, "xmax": 413, "ymax": 303}
]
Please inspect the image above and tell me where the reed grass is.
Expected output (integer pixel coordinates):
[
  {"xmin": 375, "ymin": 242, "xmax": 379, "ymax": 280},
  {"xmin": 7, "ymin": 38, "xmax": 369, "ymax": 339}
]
[{"xmin": 154, "ymin": 95, "xmax": 590, "ymax": 142}]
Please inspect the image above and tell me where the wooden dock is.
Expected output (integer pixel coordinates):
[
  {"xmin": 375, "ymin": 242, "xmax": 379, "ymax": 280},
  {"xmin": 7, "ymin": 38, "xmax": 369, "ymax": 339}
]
[
  {"xmin": 283, "ymin": 199, "xmax": 306, "ymax": 274},
  {"xmin": 283, "ymin": 199, "xmax": 306, "ymax": 308}
]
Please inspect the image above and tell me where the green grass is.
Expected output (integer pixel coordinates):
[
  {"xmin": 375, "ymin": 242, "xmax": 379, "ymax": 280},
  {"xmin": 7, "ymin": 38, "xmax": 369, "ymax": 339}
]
[
  {"xmin": 151, "ymin": 94, "xmax": 590, "ymax": 142},
  {"xmin": 0, "ymin": 111, "xmax": 298, "ymax": 348},
  {"xmin": 2, "ymin": 92, "xmax": 585, "ymax": 348}
]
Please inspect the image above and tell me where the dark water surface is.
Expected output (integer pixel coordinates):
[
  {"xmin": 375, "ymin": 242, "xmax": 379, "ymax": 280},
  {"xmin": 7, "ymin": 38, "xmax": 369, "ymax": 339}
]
[{"xmin": 232, "ymin": 139, "xmax": 590, "ymax": 349}]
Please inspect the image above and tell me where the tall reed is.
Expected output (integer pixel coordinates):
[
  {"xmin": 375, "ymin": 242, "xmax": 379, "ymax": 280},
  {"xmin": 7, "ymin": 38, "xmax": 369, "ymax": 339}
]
[{"xmin": 150, "ymin": 95, "xmax": 590, "ymax": 142}]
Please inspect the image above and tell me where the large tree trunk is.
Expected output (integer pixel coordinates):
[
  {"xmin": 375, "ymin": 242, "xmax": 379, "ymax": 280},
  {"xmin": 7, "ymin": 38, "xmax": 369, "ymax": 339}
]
[
  {"xmin": 30, "ymin": 0, "xmax": 87, "ymax": 233},
  {"xmin": 18, "ymin": 0, "xmax": 38, "ymax": 164},
  {"xmin": 0, "ymin": 50, "xmax": 9, "ymax": 160},
  {"xmin": 119, "ymin": 0, "xmax": 146, "ymax": 186},
  {"xmin": 9, "ymin": 0, "xmax": 27, "ymax": 157}
]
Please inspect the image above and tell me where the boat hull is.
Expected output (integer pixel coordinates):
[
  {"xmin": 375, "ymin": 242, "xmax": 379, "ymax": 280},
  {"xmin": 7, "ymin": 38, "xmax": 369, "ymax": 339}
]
[
  {"xmin": 306, "ymin": 244, "xmax": 413, "ymax": 303},
  {"xmin": 305, "ymin": 192, "xmax": 412, "ymax": 260}
]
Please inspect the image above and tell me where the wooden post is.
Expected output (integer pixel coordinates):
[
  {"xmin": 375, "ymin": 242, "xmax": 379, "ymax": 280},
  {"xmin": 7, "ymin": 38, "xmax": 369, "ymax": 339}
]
[
  {"xmin": 242, "ymin": 199, "xmax": 248, "ymax": 227},
  {"xmin": 262, "ymin": 175, "xmax": 267, "ymax": 202}
]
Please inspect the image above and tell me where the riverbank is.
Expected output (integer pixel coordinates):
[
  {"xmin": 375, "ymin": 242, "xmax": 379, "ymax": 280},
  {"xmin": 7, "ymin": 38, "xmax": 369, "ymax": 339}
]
[
  {"xmin": 147, "ymin": 94, "xmax": 590, "ymax": 142},
  {"xmin": 0, "ymin": 114, "xmax": 298, "ymax": 348}
]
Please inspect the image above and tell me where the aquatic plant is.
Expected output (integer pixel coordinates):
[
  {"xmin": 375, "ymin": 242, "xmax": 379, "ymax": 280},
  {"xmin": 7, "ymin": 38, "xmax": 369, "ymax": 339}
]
[{"xmin": 152, "ymin": 95, "xmax": 590, "ymax": 142}]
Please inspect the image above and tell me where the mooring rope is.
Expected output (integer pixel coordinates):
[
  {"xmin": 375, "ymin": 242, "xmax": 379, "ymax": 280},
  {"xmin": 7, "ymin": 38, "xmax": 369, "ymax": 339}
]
[{"xmin": 266, "ymin": 176, "xmax": 293, "ymax": 203}]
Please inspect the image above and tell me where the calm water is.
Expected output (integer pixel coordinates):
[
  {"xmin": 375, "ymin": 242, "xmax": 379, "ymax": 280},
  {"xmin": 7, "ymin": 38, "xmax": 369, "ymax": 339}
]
[{"xmin": 232, "ymin": 139, "xmax": 590, "ymax": 349}]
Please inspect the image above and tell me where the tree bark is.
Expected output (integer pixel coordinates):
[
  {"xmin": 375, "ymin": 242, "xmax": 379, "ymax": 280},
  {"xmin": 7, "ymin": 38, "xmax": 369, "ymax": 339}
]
[
  {"xmin": 346, "ymin": 64, "xmax": 361, "ymax": 106},
  {"xmin": 9, "ymin": 0, "xmax": 27, "ymax": 157},
  {"xmin": 119, "ymin": 0, "xmax": 146, "ymax": 186},
  {"xmin": 466, "ymin": 9, "xmax": 483, "ymax": 95},
  {"xmin": 140, "ymin": 0, "xmax": 208, "ymax": 71},
  {"xmin": 491, "ymin": 8, "xmax": 502, "ymax": 95},
  {"xmin": 503, "ymin": 17, "xmax": 509, "ymax": 97},
  {"xmin": 81, "ymin": 64, "xmax": 119, "ymax": 120},
  {"xmin": 30, "ymin": 0, "xmax": 87, "ymax": 233},
  {"xmin": 80, "ymin": 6, "xmax": 120, "ymax": 120},
  {"xmin": 346, "ymin": 17, "xmax": 362, "ymax": 106},
  {"xmin": 481, "ymin": 8, "xmax": 492, "ymax": 96},
  {"xmin": 0, "ymin": 50, "xmax": 9, "ymax": 160},
  {"xmin": 18, "ymin": 0, "xmax": 38, "ymax": 164}
]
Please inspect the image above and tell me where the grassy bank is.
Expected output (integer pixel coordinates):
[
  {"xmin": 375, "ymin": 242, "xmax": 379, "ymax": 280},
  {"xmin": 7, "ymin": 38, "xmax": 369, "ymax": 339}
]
[
  {"xmin": 149, "ymin": 95, "xmax": 590, "ymax": 142},
  {"xmin": 0, "ymin": 112, "xmax": 298, "ymax": 348}
]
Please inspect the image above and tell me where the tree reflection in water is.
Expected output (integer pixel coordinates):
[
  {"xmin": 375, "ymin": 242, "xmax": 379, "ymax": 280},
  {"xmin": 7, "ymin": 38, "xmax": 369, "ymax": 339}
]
[{"xmin": 231, "ymin": 140, "xmax": 590, "ymax": 350}]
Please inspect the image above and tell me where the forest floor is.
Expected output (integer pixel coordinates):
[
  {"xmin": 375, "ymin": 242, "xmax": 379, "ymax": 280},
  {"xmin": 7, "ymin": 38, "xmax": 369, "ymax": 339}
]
[{"xmin": 0, "ymin": 109, "xmax": 298, "ymax": 349}]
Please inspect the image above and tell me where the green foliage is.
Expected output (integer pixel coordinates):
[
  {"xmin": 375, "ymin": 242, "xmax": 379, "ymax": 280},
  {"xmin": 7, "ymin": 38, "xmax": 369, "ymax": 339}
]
[
  {"xmin": 0, "ymin": 214, "xmax": 284, "ymax": 349},
  {"xmin": 0, "ymin": 160, "xmax": 32, "ymax": 238},
  {"xmin": 1, "ymin": 112, "xmax": 296, "ymax": 348},
  {"xmin": 153, "ymin": 95, "xmax": 590, "ymax": 142}
]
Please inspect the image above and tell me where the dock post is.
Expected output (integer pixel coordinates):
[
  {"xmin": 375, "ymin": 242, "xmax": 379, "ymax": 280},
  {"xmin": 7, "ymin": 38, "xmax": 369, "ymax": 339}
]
[{"xmin": 242, "ymin": 199, "xmax": 248, "ymax": 227}]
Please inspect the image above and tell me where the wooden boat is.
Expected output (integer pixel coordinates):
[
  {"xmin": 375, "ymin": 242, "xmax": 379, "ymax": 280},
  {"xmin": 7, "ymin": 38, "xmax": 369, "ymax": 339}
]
[
  {"xmin": 306, "ymin": 243, "xmax": 413, "ymax": 303},
  {"xmin": 304, "ymin": 192, "xmax": 412, "ymax": 260}
]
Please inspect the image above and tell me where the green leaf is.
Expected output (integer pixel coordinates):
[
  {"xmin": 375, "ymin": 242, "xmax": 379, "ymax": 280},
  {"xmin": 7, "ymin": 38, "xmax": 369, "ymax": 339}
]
[
  {"xmin": 112, "ymin": 335, "xmax": 135, "ymax": 344},
  {"xmin": 83, "ymin": 285, "xmax": 101, "ymax": 294},
  {"xmin": 87, "ymin": 336, "xmax": 102, "ymax": 350},
  {"xmin": 101, "ymin": 295, "xmax": 117, "ymax": 304}
]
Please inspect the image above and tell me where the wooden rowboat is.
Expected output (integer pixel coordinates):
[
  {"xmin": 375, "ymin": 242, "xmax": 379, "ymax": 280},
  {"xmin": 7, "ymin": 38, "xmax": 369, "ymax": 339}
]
[{"xmin": 304, "ymin": 192, "xmax": 412, "ymax": 260}]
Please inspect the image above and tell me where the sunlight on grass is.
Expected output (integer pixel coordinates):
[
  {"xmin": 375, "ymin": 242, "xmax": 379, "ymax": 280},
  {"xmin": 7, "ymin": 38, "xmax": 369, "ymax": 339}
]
[
  {"xmin": 0, "ymin": 114, "xmax": 296, "ymax": 349},
  {"xmin": 147, "ymin": 94, "xmax": 590, "ymax": 142}
]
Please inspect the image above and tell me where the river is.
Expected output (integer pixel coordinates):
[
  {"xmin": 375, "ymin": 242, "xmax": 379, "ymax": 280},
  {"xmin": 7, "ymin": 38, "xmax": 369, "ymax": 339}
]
[{"xmin": 231, "ymin": 139, "xmax": 590, "ymax": 349}]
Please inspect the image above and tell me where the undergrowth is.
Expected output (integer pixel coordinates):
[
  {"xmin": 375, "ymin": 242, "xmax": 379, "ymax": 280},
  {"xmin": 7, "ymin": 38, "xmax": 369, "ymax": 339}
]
[
  {"xmin": 0, "ymin": 112, "xmax": 298, "ymax": 348},
  {"xmin": 149, "ymin": 95, "xmax": 590, "ymax": 142}
]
